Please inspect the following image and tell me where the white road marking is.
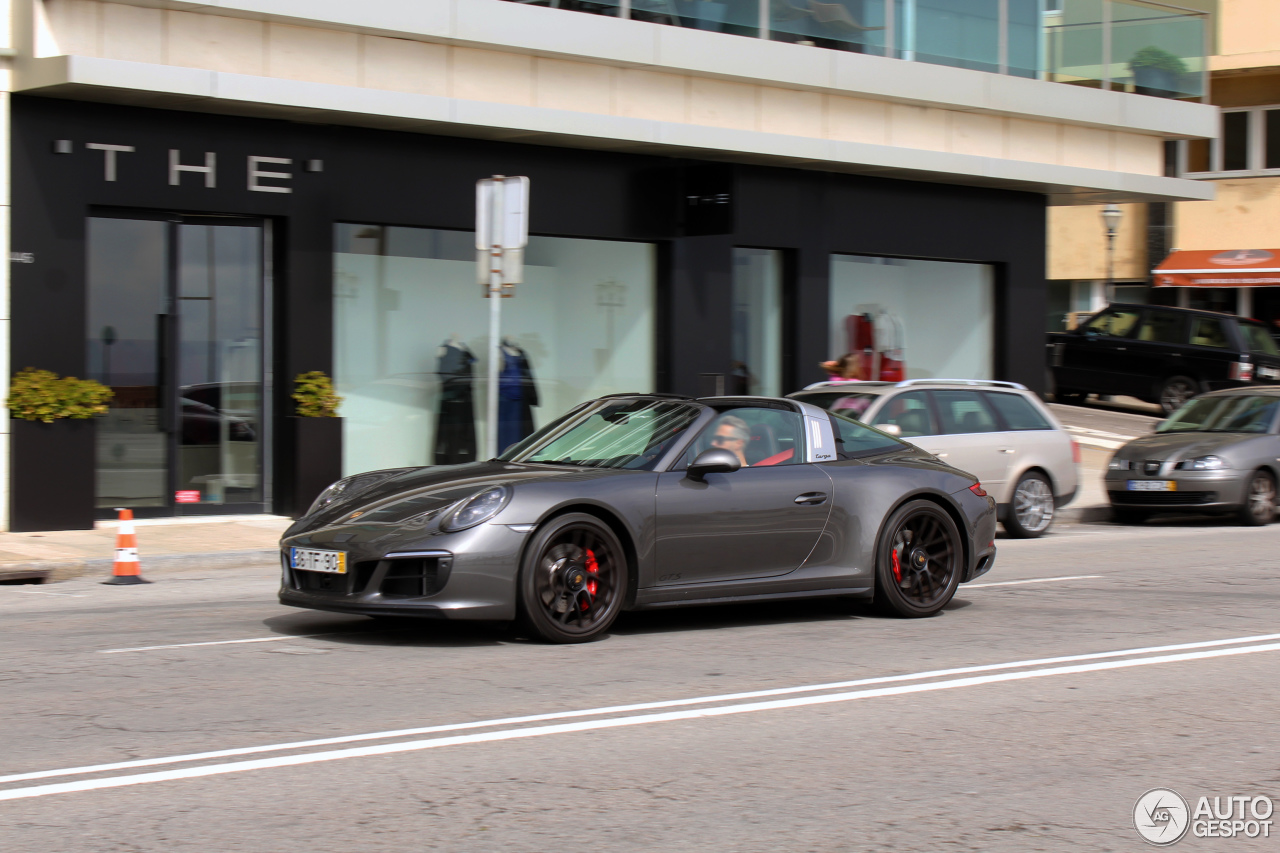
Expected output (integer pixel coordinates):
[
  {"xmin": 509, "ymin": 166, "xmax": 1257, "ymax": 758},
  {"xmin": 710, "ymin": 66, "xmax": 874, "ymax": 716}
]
[
  {"xmin": 3, "ymin": 640, "xmax": 1279, "ymax": 802},
  {"xmin": 967, "ymin": 575, "xmax": 1102, "ymax": 588},
  {"xmin": 1062, "ymin": 425, "xmax": 1134, "ymax": 450},
  {"xmin": 8, "ymin": 632, "xmax": 1280, "ymax": 788},
  {"xmin": 98, "ymin": 635, "xmax": 325, "ymax": 654}
]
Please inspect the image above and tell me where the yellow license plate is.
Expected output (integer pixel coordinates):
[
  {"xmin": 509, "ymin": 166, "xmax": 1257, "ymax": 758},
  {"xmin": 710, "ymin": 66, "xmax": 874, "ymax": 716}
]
[{"xmin": 290, "ymin": 547, "xmax": 347, "ymax": 574}]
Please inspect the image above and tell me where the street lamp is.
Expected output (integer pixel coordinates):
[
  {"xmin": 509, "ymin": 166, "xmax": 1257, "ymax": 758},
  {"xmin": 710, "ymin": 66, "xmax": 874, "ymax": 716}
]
[{"xmin": 1101, "ymin": 203, "xmax": 1123, "ymax": 304}]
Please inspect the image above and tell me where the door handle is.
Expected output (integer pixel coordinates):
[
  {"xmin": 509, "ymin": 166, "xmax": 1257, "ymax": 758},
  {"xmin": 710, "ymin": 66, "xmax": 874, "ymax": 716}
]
[
  {"xmin": 999, "ymin": 448, "xmax": 1015, "ymax": 454},
  {"xmin": 1115, "ymin": 347, "xmax": 1127, "ymax": 351},
  {"xmin": 794, "ymin": 492, "xmax": 828, "ymax": 505}
]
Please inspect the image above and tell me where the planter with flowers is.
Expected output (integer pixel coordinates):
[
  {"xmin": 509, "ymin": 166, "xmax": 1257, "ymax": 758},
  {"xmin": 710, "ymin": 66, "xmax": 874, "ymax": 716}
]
[
  {"xmin": 290, "ymin": 371, "xmax": 344, "ymax": 518},
  {"xmin": 7, "ymin": 368, "xmax": 113, "ymax": 531}
]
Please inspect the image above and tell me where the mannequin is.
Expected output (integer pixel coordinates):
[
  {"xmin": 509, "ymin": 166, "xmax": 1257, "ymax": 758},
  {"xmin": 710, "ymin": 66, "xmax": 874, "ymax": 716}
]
[
  {"xmin": 497, "ymin": 336, "xmax": 538, "ymax": 453},
  {"xmin": 434, "ymin": 335, "xmax": 477, "ymax": 465}
]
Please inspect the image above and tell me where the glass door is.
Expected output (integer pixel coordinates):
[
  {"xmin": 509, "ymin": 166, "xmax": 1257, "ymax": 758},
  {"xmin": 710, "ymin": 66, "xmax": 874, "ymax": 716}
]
[{"xmin": 89, "ymin": 214, "xmax": 269, "ymax": 517}]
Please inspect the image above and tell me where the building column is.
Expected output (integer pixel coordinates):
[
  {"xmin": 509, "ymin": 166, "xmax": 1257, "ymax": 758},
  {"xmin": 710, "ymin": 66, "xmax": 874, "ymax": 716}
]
[{"xmin": 1238, "ymin": 287, "xmax": 1253, "ymax": 319}]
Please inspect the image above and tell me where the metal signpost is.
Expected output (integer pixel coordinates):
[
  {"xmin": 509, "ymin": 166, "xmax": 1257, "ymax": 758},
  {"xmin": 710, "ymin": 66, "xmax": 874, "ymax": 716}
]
[{"xmin": 476, "ymin": 175, "xmax": 530, "ymax": 459}]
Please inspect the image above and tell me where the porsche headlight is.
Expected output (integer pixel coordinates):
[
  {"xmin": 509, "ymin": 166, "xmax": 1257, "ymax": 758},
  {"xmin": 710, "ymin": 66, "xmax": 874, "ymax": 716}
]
[
  {"xmin": 1180, "ymin": 455, "xmax": 1229, "ymax": 471},
  {"xmin": 441, "ymin": 486, "xmax": 511, "ymax": 532},
  {"xmin": 1108, "ymin": 456, "xmax": 1131, "ymax": 471},
  {"xmin": 307, "ymin": 470, "xmax": 407, "ymax": 516}
]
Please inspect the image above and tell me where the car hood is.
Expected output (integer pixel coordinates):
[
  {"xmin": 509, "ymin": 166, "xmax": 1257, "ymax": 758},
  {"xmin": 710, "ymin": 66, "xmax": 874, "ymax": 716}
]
[
  {"xmin": 1114, "ymin": 431, "xmax": 1263, "ymax": 462},
  {"xmin": 287, "ymin": 460, "xmax": 606, "ymax": 534}
]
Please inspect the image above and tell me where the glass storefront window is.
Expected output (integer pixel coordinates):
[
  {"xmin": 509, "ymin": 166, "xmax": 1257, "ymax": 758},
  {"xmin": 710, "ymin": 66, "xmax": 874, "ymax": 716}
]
[
  {"xmin": 731, "ymin": 248, "xmax": 783, "ymax": 397},
  {"xmin": 334, "ymin": 226, "xmax": 656, "ymax": 476},
  {"xmin": 829, "ymin": 254, "xmax": 993, "ymax": 381}
]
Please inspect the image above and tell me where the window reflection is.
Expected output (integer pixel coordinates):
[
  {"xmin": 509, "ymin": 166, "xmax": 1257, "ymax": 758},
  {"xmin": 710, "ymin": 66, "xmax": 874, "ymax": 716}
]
[{"xmin": 334, "ymin": 225, "xmax": 657, "ymax": 475}]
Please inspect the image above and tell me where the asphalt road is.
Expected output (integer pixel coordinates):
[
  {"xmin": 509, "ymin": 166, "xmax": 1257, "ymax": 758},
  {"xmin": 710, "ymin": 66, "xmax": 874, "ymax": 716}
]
[{"xmin": 2, "ymin": 520, "xmax": 1279, "ymax": 851}]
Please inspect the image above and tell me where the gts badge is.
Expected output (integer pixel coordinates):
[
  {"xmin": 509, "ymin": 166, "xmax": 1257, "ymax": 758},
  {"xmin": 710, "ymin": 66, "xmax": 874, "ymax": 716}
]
[{"xmin": 658, "ymin": 573, "xmax": 682, "ymax": 582}]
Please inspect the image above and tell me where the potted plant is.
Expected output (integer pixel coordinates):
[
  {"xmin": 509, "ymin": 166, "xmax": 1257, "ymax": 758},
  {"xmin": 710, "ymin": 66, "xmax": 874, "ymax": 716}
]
[
  {"xmin": 1128, "ymin": 46, "xmax": 1187, "ymax": 98},
  {"xmin": 7, "ymin": 368, "xmax": 113, "ymax": 531},
  {"xmin": 290, "ymin": 371, "xmax": 344, "ymax": 518}
]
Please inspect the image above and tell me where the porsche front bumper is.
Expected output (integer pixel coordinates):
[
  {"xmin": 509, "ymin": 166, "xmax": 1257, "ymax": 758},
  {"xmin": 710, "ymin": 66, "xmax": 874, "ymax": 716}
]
[{"xmin": 277, "ymin": 522, "xmax": 530, "ymax": 621}]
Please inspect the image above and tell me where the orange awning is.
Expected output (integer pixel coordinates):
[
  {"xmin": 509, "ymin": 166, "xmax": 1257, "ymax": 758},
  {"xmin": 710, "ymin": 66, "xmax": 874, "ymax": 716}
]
[{"xmin": 1153, "ymin": 249, "xmax": 1280, "ymax": 287}]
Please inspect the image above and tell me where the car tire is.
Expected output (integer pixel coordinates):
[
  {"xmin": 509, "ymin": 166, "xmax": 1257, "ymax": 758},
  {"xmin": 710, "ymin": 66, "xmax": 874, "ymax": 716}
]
[
  {"xmin": 1055, "ymin": 389, "xmax": 1088, "ymax": 405},
  {"xmin": 873, "ymin": 500, "xmax": 962, "ymax": 618},
  {"xmin": 1157, "ymin": 375, "xmax": 1199, "ymax": 415},
  {"xmin": 1111, "ymin": 507, "xmax": 1149, "ymax": 525},
  {"xmin": 517, "ymin": 513, "xmax": 629, "ymax": 643},
  {"xmin": 1003, "ymin": 471, "xmax": 1055, "ymax": 539},
  {"xmin": 1237, "ymin": 470, "xmax": 1276, "ymax": 527}
]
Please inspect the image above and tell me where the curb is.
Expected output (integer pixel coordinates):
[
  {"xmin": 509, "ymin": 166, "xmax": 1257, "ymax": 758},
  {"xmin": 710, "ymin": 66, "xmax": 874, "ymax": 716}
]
[{"xmin": 2, "ymin": 549, "xmax": 281, "ymax": 584}]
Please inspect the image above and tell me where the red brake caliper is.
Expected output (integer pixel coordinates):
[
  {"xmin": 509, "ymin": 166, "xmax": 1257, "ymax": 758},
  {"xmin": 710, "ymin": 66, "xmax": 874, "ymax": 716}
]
[
  {"xmin": 584, "ymin": 549, "xmax": 599, "ymax": 606},
  {"xmin": 891, "ymin": 547, "xmax": 902, "ymax": 583}
]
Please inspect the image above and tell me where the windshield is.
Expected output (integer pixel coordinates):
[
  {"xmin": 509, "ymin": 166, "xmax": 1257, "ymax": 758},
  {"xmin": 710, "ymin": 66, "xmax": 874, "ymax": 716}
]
[
  {"xmin": 1241, "ymin": 322, "xmax": 1280, "ymax": 357},
  {"xmin": 498, "ymin": 399, "xmax": 701, "ymax": 470},
  {"xmin": 1157, "ymin": 395, "xmax": 1280, "ymax": 434}
]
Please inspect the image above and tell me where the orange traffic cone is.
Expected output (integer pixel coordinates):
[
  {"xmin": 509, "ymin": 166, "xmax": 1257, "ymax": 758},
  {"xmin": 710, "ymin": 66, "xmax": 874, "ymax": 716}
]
[{"xmin": 103, "ymin": 508, "xmax": 150, "ymax": 585}]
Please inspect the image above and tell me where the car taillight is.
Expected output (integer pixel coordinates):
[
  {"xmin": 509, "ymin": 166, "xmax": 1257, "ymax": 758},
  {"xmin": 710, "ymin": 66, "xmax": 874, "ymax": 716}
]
[
  {"xmin": 1230, "ymin": 360, "xmax": 1254, "ymax": 381},
  {"xmin": 969, "ymin": 483, "xmax": 988, "ymax": 497},
  {"xmin": 1071, "ymin": 439, "xmax": 1082, "ymax": 464}
]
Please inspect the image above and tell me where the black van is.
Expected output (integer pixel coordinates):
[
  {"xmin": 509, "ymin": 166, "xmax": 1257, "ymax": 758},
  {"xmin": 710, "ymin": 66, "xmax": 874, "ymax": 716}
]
[{"xmin": 1048, "ymin": 304, "xmax": 1280, "ymax": 414}]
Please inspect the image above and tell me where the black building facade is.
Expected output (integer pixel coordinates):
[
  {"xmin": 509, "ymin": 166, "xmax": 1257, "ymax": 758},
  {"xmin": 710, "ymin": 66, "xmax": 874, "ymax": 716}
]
[{"xmin": 10, "ymin": 95, "xmax": 1046, "ymax": 531}]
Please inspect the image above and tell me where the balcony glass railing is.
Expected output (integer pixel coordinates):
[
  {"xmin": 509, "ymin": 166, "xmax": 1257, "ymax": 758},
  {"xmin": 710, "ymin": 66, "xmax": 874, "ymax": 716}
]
[{"xmin": 504, "ymin": 0, "xmax": 1207, "ymax": 100}]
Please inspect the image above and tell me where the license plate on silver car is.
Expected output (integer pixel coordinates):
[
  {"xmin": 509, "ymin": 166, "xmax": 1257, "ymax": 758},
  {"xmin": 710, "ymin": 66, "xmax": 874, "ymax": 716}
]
[
  {"xmin": 290, "ymin": 547, "xmax": 347, "ymax": 574},
  {"xmin": 1127, "ymin": 480, "xmax": 1176, "ymax": 492},
  {"xmin": 1259, "ymin": 366, "xmax": 1280, "ymax": 380}
]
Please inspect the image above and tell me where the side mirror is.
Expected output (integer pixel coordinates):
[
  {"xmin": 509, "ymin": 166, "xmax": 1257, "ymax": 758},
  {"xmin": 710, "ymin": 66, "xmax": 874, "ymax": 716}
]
[
  {"xmin": 687, "ymin": 448, "xmax": 741, "ymax": 481},
  {"xmin": 879, "ymin": 423, "xmax": 902, "ymax": 437}
]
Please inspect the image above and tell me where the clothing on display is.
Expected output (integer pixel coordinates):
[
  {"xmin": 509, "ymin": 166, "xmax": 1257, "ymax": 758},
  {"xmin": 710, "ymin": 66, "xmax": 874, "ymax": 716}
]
[
  {"xmin": 434, "ymin": 339, "xmax": 477, "ymax": 465},
  {"xmin": 498, "ymin": 341, "xmax": 539, "ymax": 454}
]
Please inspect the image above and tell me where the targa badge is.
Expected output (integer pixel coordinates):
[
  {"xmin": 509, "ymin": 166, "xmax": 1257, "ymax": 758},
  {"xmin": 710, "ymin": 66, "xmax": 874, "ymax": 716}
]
[{"xmin": 1135, "ymin": 788, "xmax": 1191, "ymax": 845}]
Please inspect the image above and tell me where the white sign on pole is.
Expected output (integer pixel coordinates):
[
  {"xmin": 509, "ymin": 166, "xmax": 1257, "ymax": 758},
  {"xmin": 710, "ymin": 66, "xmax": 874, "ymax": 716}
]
[
  {"xmin": 475, "ymin": 176, "xmax": 530, "ymax": 250},
  {"xmin": 475, "ymin": 175, "xmax": 530, "ymax": 460}
]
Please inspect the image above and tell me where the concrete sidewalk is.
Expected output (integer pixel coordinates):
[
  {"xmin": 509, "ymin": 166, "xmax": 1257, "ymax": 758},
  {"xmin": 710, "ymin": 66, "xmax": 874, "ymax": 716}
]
[{"xmin": 0, "ymin": 515, "xmax": 293, "ymax": 584}]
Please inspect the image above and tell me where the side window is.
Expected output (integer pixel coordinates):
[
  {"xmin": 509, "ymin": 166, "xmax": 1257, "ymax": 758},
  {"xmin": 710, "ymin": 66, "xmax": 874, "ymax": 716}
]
[
  {"xmin": 828, "ymin": 412, "xmax": 906, "ymax": 459},
  {"xmin": 1138, "ymin": 311, "xmax": 1188, "ymax": 344},
  {"xmin": 869, "ymin": 391, "xmax": 937, "ymax": 438},
  {"xmin": 692, "ymin": 406, "xmax": 804, "ymax": 467},
  {"xmin": 1083, "ymin": 309, "xmax": 1141, "ymax": 338},
  {"xmin": 1189, "ymin": 317, "xmax": 1230, "ymax": 348},
  {"xmin": 983, "ymin": 392, "xmax": 1052, "ymax": 431},
  {"xmin": 934, "ymin": 390, "xmax": 1000, "ymax": 435}
]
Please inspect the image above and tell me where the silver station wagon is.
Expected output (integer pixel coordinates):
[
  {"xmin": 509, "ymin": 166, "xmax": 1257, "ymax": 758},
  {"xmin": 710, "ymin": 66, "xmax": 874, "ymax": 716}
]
[{"xmin": 790, "ymin": 380, "xmax": 1079, "ymax": 538}]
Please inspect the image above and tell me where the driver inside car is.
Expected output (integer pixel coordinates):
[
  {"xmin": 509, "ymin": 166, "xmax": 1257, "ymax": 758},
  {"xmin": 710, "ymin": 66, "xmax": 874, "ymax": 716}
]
[
  {"xmin": 708, "ymin": 413, "xmax": 795, "ymax": 467},
  {"xmin": 710, "ymin": 415, "xmax": 752, "ymax": 467}
]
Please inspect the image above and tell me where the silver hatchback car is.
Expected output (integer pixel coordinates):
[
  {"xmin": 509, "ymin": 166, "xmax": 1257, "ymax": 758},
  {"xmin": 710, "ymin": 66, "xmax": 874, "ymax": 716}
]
[
  {"xmin": 789, "ymin": 379, "xmax": 1079, "ymax": 538},
  {"xmin": 1105, "ymin": 387, "xmax": 1280, "ymax": 525}
]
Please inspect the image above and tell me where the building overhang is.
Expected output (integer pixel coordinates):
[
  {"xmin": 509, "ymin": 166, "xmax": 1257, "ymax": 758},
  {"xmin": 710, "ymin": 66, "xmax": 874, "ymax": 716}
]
[
  {"xmin": 1154, "ymin": 249, "xmax": 1280, "ymax": 287},
  {"xmin": 14, "ymin": 54, "xmax": 1217, "ymax": 206}
]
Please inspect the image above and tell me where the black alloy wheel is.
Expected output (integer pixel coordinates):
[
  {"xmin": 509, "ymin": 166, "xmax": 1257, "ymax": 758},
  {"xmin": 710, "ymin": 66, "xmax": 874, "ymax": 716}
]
[
  {"xmin": 1238, "ymin": 470, "xmax": 1276, "ymax": 527},
  {"xmin": 874, "ymin": 500, "xmax": 963, "ymax": 618},
  {"xmin": 1158, "ymin": 375, "xmax": 1199, "ymax": 415},
  {"xmin": 518, "ymin": 513, "xmax": 628, "ymax": 643}
]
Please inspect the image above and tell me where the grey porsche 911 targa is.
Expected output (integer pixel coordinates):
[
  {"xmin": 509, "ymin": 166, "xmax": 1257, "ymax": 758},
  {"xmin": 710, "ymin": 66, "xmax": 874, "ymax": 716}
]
[{"xmin": 280, "ymin": 394, "xmax": 997, "ymax": 643}]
